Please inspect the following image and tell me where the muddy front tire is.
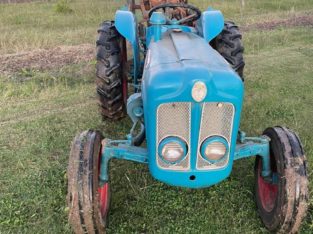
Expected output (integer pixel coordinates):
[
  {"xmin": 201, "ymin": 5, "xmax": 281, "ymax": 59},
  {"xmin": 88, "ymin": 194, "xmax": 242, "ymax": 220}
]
[
  {"xmin": 255, "ymin": 127, "xmax": 308, "ymax": 233},
  {"xmin": 67, "ymin": 130, "xmax": 110, "ymax": 233}
]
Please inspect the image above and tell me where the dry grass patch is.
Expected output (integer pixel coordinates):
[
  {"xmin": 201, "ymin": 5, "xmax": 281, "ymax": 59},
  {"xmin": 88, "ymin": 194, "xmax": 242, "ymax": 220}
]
[{"xmin": 0, "ymin": 44, "xmax": 94, "ymax": 75}]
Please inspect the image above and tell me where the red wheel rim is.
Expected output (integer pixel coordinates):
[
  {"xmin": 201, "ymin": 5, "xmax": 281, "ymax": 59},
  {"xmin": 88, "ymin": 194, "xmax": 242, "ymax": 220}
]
[
  {"xmin": 257, "ymin": 158, "xmax": 278, "ymax": 212},
  {"xmin": 98, "ymin": 183, "xmax": 110, "ymax": 218},
  {"xmin": 98, "ymin": 144, "xmax": 110, "ymax": 219}
]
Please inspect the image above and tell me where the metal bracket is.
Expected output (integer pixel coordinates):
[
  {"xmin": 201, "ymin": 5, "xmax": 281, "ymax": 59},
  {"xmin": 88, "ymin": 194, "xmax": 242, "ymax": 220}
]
[
  {"xmin": 126, "ymin": 93, "xmax": 145, "ymax": 146},
  {"xmin": 234, "ymin": 131, "xmax": 271, "ymax": 178},
  {"xmin": 99, "ymin": 140, "xmax": 148, "ymax": 185}
]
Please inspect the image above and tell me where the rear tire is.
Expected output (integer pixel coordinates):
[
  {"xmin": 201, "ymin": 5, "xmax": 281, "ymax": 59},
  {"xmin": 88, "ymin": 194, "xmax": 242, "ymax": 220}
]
[
  {"xmin": 211, "ymin": 21, "xmax": 245, "ymax": 80},
  {"xmin": 255, "ymin": 127, "xmax": 308, "ymax": 233},
  {"xmin": 67, "ymin": 130, "xmax": 110, "ymax": 233},
  {"xmin": 96, "ymin": 21, "xmax": 127, "ymax": 120}
]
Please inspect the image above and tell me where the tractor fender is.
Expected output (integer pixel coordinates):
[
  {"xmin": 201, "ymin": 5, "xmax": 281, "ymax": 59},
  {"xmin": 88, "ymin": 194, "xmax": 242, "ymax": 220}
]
[
  {"xmin": 201, "ymin": 8, "xmax": 224, "ymax": 42},
  {"xmin": 115, "ymin": 10, "xmax": 137, "ymax": 45},
  {"xmin": 115, "ymin": 10, "xmax": 140, "ymax": 85}
]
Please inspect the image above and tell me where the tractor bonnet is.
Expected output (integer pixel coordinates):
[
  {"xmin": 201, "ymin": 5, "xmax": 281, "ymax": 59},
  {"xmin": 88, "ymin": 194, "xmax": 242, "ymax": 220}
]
[{"xmin": 142, "ymin": 30, "xmax": 244, "ymax": 188}]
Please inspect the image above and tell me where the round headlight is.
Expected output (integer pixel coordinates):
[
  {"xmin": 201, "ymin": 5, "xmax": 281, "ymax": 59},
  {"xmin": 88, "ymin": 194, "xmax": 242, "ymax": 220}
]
[
  {"xmin": 201, "ymin": 137, "xmax": 228, "ymax": 163},
  {"xmin": 192, "ymin": 81, "xmax": 207, "ymax": 102},
  {"xmin": 159, "ymin": 137, "xmax": 187, "ymax": 163}
]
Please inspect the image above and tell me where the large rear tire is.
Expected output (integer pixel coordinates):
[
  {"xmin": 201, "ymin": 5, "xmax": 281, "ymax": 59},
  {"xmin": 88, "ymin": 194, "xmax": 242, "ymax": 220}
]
[
  {"xmin": 96, "ymin": 21, "xmax": 127, "ymax": 120},
  {"xmin": 67, "ymin": 130, "xmax": 110, "ymax": 233},
  {"xmin": 211, "ymin": 21, "xmax": 245, "ymax": 80},
  {"xmin": 255, "ymin": 127, "xmax": 308, "ymax": 233}
]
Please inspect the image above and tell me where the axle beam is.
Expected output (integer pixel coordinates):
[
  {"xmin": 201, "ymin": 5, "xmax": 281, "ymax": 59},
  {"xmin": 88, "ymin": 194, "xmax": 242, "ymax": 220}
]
[
  {"xmin": 99, "ymin": 140, "xmax": 148, "ymax": 184},
  {"xmin": 234, "ymin": 132, "xmax": 271, "ymax": 178}
]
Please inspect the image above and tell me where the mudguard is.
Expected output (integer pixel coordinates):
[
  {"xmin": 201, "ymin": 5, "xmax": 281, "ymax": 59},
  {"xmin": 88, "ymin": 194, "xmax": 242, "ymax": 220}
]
[
  {"xmin": 115, "ymin": 10, "xmax": 140, "ymax": 85},
  {"xmin": 202, "ymin": 8, "xmax": 224, "ymax": 42}
]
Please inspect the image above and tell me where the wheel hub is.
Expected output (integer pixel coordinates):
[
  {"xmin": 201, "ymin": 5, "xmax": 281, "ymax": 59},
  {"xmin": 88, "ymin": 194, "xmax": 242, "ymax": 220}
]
[{"xmin": 257, "ymin": 160, "xmax": 278, "ymax": 212}]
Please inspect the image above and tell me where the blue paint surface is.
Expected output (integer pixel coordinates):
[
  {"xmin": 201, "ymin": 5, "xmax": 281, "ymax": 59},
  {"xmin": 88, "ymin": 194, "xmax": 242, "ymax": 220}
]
[
  {"xmin": 142, "ymin": 30, "xmax": 244, "ymax": 188},
  {"xmin": 201, "ymin": 9, "xmax": 224, "ymax": 42},
  {"xmin": 107, "ymin": 7, "xmax": 273, "ymax": 189}
]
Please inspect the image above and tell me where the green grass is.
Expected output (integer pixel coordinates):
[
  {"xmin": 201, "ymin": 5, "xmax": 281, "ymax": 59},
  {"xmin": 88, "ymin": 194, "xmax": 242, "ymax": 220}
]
[
  {"xmin": 0, "ymin": 0, "xmax": 313, "ymax": 233},
  {"xmin": 0, "ymin": 0, "xmax": 312, "ymax": 54}
]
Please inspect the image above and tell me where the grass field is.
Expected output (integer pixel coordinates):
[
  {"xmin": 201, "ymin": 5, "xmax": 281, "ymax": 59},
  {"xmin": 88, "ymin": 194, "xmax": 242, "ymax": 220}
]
[{"xmin": 0, "ymin": 0, "xmax": 313, "ymax": 233}]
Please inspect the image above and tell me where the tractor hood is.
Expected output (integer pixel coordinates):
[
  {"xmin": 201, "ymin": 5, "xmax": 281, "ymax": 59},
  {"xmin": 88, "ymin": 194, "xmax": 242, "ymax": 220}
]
[
  {"xmin": 146, "ymin": 30, "xmax": 230, "ymax": 69},
  {"xmin": 141, "ymin": 30, "xmax": 244, "ymax": 188},
  {"xmin": 142, "ymin": 30, "xmax": 243, "ymax": 104}
]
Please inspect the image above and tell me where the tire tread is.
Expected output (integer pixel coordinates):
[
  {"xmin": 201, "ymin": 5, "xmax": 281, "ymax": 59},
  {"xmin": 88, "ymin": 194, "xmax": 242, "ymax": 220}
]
[
  {"xmin": 255, "ymin": 126, "xmax": 308, "ymax": 233},
  {"xmin": 67, "ymin": 131, "xmax": 106, "ymax": 234},
  {"xmin": 96, "ymin": 21, "xmax": 126, "ymax": 120},
  {"xmin": 211, "ymin": 21, "xmax": 245, "ymax": 80}
]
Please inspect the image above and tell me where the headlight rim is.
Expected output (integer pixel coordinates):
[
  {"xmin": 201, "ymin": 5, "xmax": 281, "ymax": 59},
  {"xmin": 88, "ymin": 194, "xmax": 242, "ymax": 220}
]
[
  {"xmin": 200, "ymin": 136, "xmax": 229, "ymax": 163},
  {"xmin": 158, "ymin": 136, "xmax": 188, "ymax": 164}
]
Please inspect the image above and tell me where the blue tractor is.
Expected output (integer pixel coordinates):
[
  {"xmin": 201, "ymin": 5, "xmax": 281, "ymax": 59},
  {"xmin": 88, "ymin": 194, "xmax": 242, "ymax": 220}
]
[{"xmin": 67, "ymin": 0, "xmax": 308, "ymax": 233}]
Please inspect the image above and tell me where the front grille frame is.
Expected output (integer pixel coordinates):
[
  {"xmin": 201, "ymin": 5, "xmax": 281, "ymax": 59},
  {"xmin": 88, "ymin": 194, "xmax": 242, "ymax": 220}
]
[{"xmin": 156, "ymin": 102, "xmax": 235, "ymax": 171}]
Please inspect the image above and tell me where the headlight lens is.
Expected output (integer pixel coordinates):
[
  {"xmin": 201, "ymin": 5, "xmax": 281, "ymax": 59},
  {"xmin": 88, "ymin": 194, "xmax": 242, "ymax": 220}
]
[
  {"xmin": 201, "ymin": 137, "xmax": 228, "ymax": 162},
  {"xmin": 159, "ymin": 137, "xmax": 187, "ymax": 163},
  {"xmin": 192, "ymin": 81, "xmax": 207, "ymax": 102}
]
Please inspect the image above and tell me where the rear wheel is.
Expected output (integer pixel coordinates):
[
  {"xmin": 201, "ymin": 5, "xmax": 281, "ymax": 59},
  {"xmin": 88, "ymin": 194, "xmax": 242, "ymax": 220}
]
[
  {"xmin": 67, "ymin": 130, "xmax": 110, "ymax": 233},
  {"xmin": 96, "ymin": 21, "xmax": 127, "ymax": 120},
  {"xmin": 255, "ymin": 127, "xmax": 308, "ymax": 233},
  {"xmin": 211, "ymin": 21, "xmax": 245, "ymax": 80}
]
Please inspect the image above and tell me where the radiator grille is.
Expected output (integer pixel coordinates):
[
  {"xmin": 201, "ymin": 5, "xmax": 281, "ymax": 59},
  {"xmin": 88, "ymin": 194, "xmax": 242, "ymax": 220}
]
[
  {"xmin": 156, "ymin": 102, "xmax": 191, "ymax": 170},
  {"xmin": 197, "ymin": 103, "xmax": 234, "ymax": 170}
]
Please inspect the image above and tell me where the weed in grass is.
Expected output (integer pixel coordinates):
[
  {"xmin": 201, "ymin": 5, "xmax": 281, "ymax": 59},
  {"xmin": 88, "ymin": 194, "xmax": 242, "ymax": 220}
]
[{"xmin": 54, "ymin": 0, "xmax": 73, "ymax": 14}]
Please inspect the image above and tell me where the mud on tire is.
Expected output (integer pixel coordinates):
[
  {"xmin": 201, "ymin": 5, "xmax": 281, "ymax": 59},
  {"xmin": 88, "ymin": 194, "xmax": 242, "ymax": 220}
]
[
  {"xmin": 96, "ymin": 21, "xmax": 126, "ymax": 120},
  {"xmin": 67, "ymin": 130, "xmax": 109, "ymax": 233},
  {"xmin": 255, "ymin": 126, "xmax": 308, "ymax": 233},
  {"xmin": 211, "ymin": 21, "xmax": 245, "ymax": 80}
]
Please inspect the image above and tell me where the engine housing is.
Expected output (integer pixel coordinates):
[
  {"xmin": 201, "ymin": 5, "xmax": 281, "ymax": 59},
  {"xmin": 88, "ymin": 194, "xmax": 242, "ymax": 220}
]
[{"xmin": 142, "ymin": 30, "xmax": 244, "ymax": 188}]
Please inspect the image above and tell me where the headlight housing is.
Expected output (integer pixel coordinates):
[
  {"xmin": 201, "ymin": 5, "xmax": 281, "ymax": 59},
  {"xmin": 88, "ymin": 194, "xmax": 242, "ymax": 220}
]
[
  {"xmin": 200, "ymin": 136, "xmax": 228, "ymax": 163},
  {"xmin": 158, "ymin": 137, "xmax": 188, "ymax": 164}
]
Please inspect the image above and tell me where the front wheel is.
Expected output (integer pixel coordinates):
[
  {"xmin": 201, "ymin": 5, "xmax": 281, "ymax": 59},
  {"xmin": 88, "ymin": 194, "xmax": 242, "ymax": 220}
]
[
  {"xmin": 67, "ymin": 130, "xmax": 110, "ymax": 233},
  {"xmin": 255, "ymin": 127, "xmax": 308, "ymax": 233}
]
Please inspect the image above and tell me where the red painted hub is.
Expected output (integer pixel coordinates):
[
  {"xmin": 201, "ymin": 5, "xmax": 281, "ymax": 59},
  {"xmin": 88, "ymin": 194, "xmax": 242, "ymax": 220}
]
[
  {"xmin": 98, "ymin": 145, "xmax": 110, "ymax": 219},
  {"xmin": 257, "ymin": 158, "xmax": 278, "ymax": 212}
]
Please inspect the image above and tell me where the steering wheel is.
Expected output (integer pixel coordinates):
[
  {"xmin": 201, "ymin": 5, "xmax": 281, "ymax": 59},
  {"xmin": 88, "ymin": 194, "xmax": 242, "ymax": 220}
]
[{"xmin": 148, "ymin": 3, "xmax": 201, "ymax": 25}]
